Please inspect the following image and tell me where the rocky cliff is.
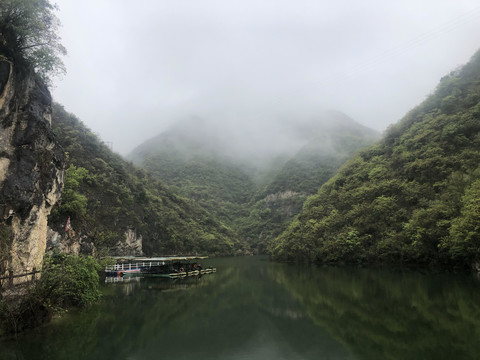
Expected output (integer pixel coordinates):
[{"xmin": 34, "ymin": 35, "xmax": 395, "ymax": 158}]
[{"xmin": 0, "ymin": 59, "xmax": 64, "ymax": 284}]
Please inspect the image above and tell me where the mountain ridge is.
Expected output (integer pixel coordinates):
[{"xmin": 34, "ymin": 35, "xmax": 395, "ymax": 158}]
[
  {"xmin": 48, "ymin": 104, "xmax": 246, "ymax": 257},
  {"xmin": 269, "ymin": 49, "xmax": 480, "ymax": 269},
  {"xmin": 130, "ymin": 111, "xmax": 379, "ymax": 252}
]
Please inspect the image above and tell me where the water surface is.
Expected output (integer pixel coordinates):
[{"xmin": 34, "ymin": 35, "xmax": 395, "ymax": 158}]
[{"xmin": 1, "ymin": 256, "xmax": 480, "ymax": 359}]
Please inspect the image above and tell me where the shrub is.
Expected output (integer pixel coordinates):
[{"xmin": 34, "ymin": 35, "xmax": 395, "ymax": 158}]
[{"xmin": 37, "ymin": 252, "xmax": 101, "ymax": 309}]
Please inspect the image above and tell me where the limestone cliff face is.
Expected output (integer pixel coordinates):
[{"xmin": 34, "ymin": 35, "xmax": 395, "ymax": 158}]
[
  {"xmin": 0, "ymin": 59, "xmax": 65, "ymax": 283},
  {"xmin": 46, "ymin": 227, "xmax": 96, "ymax": 257},
  {"xmin": 113, "ymin": 227, "xmax": 143, "ymax": 257}
]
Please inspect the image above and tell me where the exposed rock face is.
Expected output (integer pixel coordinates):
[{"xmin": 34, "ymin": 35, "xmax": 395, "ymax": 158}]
[
  {"xmin": 46, "ymin": 227, "xmax": 96, "ymax": 257},
  {"xmin": 113, "ymin": 227, "xmax": 143, "ymax": 256},
  {"xmin": 264, "ymin": 190, "xmax": 304, "ymax": 218},
  {"xmin": 0, "ymin": 59, "xmax": 65, "ymax": 284}
]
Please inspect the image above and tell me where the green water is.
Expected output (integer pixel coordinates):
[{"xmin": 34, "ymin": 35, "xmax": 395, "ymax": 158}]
[{"xmin": 1, "ymin": 256, "xmax": 480, "ymax": 360}]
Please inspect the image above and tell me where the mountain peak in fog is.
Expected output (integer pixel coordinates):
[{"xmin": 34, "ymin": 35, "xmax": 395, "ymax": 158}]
[{"xmin": 128, "ymin": 110, "xmax": 379, "ymax": 167}]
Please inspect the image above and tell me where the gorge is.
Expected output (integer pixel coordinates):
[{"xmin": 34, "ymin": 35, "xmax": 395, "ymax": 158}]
[{"xmin": 1, "ymin": 2, "xmax": 480, "ymax": 357}]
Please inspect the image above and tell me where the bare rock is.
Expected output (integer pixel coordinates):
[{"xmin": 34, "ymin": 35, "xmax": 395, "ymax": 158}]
[
  {"xmin": 113, "ymin": 227, "xmax": 143, "ymax": 256},
  {"xmin": 0, "ymin": 60, "xmax": 65, "ymax": 284}
]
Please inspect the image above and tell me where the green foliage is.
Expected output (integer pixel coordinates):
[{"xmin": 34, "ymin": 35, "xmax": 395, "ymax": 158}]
[
  {"xmin": 134, "ymin": 115, "xmax": 377, "ymax": 254},
  {"xmin": 0, "ymin": 292, "xmax": 51, "ymax": 335},
  {"xmin": 37, "ymin": 253, "xmax": 101, "ymax": 308},
  {"xmin": 52, "ymin": 164, "xmax": 89, "ymax": 219},
  {"xmin": 264, "ymin": 133, "xmax": 376, "ymax": 196},
  {"xmin": 143, "ymin": 154, "xmax": 256, "ymax": 227},
  {"xmin": 270, "ymin": 49, "xmax": 480, "ymax": 269},
  {"xmin": 0, "ymin": 0, "xmax": 66, "ymax": 83},
  {"xmin": 444, "ymin": 179, "xmax": 480, "ymax": 262},
  {"xmin": 0, "ymin": 254, "xmax": 102, "ymax": 335},
  {"xmin": 49, "ymin": 103, "xmax": 242, "ymax": 256},
  {"xmin": 240, "ymin": 132, "xmax": 377, "ymax": 250}
]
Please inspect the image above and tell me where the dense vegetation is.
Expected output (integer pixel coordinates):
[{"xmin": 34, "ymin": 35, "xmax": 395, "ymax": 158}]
[
  {"xmin": 270, "ymin": 49, "xmax": 480, "ymax": 269},
  {"xmin": 143, "ymin": 155, "xmax": 256, "ymax": 227},
  {"xmin": 131, "ymin": 113, "xmax": 377, "ymax": 253},
  {"xmin": 0, "ymin": 253, "xmax": 102, "ymax": 335},
  {"xmin": 240, "ymin": 116, "xmax": 377, "ymax": 250},
  {"xmin": 49, "ymin": 104, "xmax": 245, "ymax": 256},
  {"xmin": 0, "ymin": 0, "xmax": 66, "ymax": 82},
  {"xmin": 0, "ymin": 0, "xmax": 105, "ymax": 335},
  {"xmin": 130, "ymin": 117, "xmax": 258, "ymax": 233}
]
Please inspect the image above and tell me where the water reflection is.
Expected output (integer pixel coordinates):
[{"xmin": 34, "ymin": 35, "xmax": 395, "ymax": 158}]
[
  {"xmin": 1, "ymin": 257, "xmax": 479, "ymax": 360},
  {"xmin": 105, "ymin": 274, "xmax": 212, "ymax": 296},
  {"xmin": 269, "ymin": 264, "xmax": 480, "ymax": 360}
]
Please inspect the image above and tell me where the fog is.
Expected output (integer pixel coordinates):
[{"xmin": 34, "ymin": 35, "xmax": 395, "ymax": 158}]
[
  {"xmin": 51, "ymin": 0, "xmax": 480, "ymax": 155},
  {"xmin": 129, "ymin": 110, "xmax": 375, "ymax": 167}
]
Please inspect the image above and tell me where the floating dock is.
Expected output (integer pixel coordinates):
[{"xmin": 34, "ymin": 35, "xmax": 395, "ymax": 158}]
[{"xmin": 104, "ymin": 256, "xmax": 216, "ymax": 278}]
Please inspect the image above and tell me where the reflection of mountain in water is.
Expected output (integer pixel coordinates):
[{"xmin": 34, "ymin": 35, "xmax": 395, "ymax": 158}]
[
  {"xmin": 4, "ymin": 257, "xmax": 479, "ymax": 360},
  {"xmin": 4, "ymin": 257, "xmax": 351, "ymax": 360},
  {"xmin": 269, "ymin": 265, "xmax": 480, "ymax": 360}
]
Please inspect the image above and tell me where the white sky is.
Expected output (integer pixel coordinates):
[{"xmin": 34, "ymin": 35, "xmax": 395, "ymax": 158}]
[{"xmin": 51, "ymin": 0, "xmax": 480, "ymax": 155}]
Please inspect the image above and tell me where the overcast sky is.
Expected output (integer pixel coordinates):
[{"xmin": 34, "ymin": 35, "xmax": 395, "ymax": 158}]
[{"xmin": 51, "ymin": 0, "xmax": 480, "ymax": 155}]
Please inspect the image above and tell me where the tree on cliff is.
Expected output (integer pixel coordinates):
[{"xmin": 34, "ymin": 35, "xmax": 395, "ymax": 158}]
[{"xmin": 0, "ymin": 0, "xmax": 66, "ymax": 83}]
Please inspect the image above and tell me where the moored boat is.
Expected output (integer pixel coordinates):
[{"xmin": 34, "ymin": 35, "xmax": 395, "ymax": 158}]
[{"xmin": 104, "ymin": 256, "xmax": 216, "ymax": 278}]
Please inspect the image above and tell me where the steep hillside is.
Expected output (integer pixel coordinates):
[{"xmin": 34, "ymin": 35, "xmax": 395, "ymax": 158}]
[
  {"xmin": 270, "ymin": 49, "xmax": 480, "ymax": 269},
  {"xmin": 131, "ymin": 112, "xmax": 377, "ymax": 252},
  {"xmin": 239, "ymin": 113, "xmax": 378, "ymax": 250},
  {"xmin": 48, "ymin": 104, "xmax": 245, "ymax": 256},
  {"xmin": 130, "ymin": 116, "xmax": 257, "ymax": 228},
  {"xmin": 264, "ymin": 112, "xmax": 377, "ymax": 195}
]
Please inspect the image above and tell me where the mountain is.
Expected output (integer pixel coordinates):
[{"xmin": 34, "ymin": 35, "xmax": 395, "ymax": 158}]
[
  {"xmin": 269, "ymin": 49, "xmax": 480, "ymax": 269},
  {"xmin": 48, "ymin": 104, "xmax": 245, "ymax": 256},
  {"xmin": 130, "ymin": 112, "xmax": 378, "ymax": 252},
  {"xmin": 236, "ymin": 112, "xmax": 378, "ymax": 251},
  {"xmin": 130, "ymin": 116, "xmax": 257, "ymax": 230},
  {"xmin": 263, "ymin": 111, "xmax": 378, "ymax": 195}
]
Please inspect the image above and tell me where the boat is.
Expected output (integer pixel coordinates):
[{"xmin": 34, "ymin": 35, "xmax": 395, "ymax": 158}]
[{"xmin": 104, "ymin": 256, "xmax": 216, "ymax": 278}]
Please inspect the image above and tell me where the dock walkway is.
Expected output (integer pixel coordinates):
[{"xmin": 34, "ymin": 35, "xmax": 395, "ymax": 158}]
[{"xmin": 105, "ymin": 256, "xmax": 216, "ymax": 278}]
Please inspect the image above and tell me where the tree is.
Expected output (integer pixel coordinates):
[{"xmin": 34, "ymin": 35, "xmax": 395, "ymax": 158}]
[
  {"xmin": 446, "ymin": 179, "xmax": 480, "ymax": 262},
  {"xmin": 0, "ymin": 0, "xmax": 66, "ymax": 83}
]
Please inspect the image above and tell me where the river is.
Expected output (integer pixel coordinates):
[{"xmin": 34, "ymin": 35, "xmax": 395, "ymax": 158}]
[{"xmin": 1, "ymin": 256, "xmax": 480, "ymax": 359}]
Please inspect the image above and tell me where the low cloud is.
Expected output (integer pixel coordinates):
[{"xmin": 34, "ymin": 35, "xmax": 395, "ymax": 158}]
[{"xmin": 52, "ymin": 0, "xmax": 480, "ymax": 155}]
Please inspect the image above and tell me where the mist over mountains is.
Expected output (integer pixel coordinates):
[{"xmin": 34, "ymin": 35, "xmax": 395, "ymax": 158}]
[
  {"xmin": 129, "ymin": 110, "xmax": 378, "ymax": 174},
  {"xmin": 270, "ymin": 49, "xmax": 480, "ymax": 268},
  {"xmin": 129, "ymin": 110, "xmax": 378, "ymax": 251}
]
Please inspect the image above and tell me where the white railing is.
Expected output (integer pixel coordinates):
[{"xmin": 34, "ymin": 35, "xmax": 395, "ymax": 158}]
[{"xmin": 105, "ymin": 261, "xmax": 166, "ymax": 272}]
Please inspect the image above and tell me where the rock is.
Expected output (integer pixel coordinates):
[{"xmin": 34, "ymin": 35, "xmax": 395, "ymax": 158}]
[
  {"xmin": 45, "ymin": 227, "xmax": 96, "ymax": 257},
  {"xmin": 113, "ymin": 227, "xmax": 143, "ymax": 256},
  {"xmin": 0, "ymin": 60, "xmax": 65, "ymax": 285}
]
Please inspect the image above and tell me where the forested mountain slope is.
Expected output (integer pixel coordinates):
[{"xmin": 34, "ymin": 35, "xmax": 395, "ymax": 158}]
[
  {"xmin": 236, "ymin": 113, "xmax": 378, "ymax": 251},
  {"xmin": 48, "ymin": 104, "xmax": 245, "ymax": 256},
  {"xmin": 131, "ymin": 113, "xmax": 377, "ymax": 252},
  {"xmin": 270, "ymin": 49, "xmax": 480, "ymax": 269},
  {"xmin": 130, "ymin": 117, "xmax": 257, "ymax": 230}
]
